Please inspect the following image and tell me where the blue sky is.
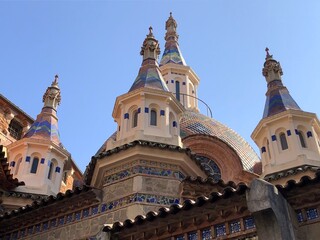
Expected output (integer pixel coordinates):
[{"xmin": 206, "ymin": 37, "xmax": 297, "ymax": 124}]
[{"xmin": 1, "ymin": 1, "xmax": 320, "ymax": 172}]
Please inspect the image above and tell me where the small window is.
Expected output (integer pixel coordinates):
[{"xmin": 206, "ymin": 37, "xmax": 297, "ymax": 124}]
[
  {"xmin": 297, "ymin": 130, "xmax": 307, "ymax": 148},
  {"xmin": 175, "ymin": 81, "xmax": 180, "ymax": 101},
  {"xmin": 132, "ymin": 110, "xmax": 138, "ymax": 128},
  {"xmin": 30, "ymin": 157, "xmax": 39, "ymax": 174},
  {"xmin": 150, "ymin": 109, "xmax": 157, "ymax": 126},
  {"xmin": 48, "ymin": 162, "xmax": 54, "ymax": 179},
  {"xmin": 8, "ymin": 119, "xmax": 23, "ymax": 140},
  {"xmin": 15, "ymin": 158, "xmax": 22, "ymax": 175},
  {"xmin": 280, "ymin": 133, "xmax": 288, "ymax": 150}
]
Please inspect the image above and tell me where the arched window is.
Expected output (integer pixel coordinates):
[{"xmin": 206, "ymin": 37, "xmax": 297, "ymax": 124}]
[
  {"xmin": 150, "ymin": 109, "xmax": 157, "ymax": 126},
  {"xmin": 297, "ymin": 130, "xmax": 307, "ymax": 148},
  {"xmin": 280, "ymin": 133, "xmax": 288, "ymax": 150},
  {"xmin": 175, "ymin": 81, "xmax": 180, "ymax": 101},
  {"xmin": 132, "ymin": 110, "xmax": 138, "ymax": 128},
  {"xmin": 48, "ymin": 161, "xmax": 54, "ymax": 179},
  {"xmin": 30, "ymin": 157, "xmax": 39, "ymax": 174},
  {"xmin": 15, "ymin": 158, "xmax": 22, "ymax": 175},
  {"xmin": 195, "ymin": 155, "xmax": 221, "ymax": 182}
]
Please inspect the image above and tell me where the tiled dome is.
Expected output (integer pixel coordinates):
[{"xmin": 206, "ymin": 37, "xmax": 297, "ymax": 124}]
[{"xmin": 180, "ymin": 110, "xmax": 259, "ymax": 172}]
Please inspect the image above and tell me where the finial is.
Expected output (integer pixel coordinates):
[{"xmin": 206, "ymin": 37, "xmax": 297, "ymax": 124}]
[
  {"xmin": 52, "ymin": 74, "xmax": 59, "ymax": 85},
  {"xmin": 265, "ymin": 47, "xmax": 273, "ymax": 60},
  {"xmin": 148, "ymin": 26, "xmax": 154, "ymax": 37},
  {"xmin": 140, "ymin": 27, "xmax": 160, "ymax": 61},
  {"xmin": 170, "ymin": 12, "xmax": 172, "ymax": 17},
  {"xmin": 262, "ymin": 48, "xmax": 283, "ymax": 81}
]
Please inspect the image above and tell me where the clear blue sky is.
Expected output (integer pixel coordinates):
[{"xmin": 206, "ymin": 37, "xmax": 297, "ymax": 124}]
[{"xmin": 1, "ymin": 1, "xmax": 320, "ymax": 172}]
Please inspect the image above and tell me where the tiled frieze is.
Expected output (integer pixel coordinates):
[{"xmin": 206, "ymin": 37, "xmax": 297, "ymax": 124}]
[
  {"xmin": 103, "ymin": 160, "xmax": 184, "ymax": 185},
  {"xmin": 3, "ymin": 192, "xmax": 181, "ymax": 239}
]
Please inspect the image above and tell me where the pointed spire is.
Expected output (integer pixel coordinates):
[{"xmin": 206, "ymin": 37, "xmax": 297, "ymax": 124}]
[
  {"xmin": 129, "ymin": 28, "xmax": 169, "ymax": 92},
  {"xmin": 160, "ymin": 13, "xmax": 186, "ymax": 66},
  {"xmin": 165, "ymin": 12, "xmax": 178, "ymax": 42},
  {"xmin": 23, "ymin": 75, "xmax": 61, "ymax": 144},
  {"xmin": 43, "ymin": 74, "xmax": 61, "ymax": 111},
  {"xmin": 262, "ymin": 49, "xmax": 300, "ymax": 118}
]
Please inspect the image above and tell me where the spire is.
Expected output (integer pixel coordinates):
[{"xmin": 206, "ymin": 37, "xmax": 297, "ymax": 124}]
[
  {"xmin": 160, "ymin": 13, "xmax": 186, "ymax": 66},
  {"xmin": 23, "ymin": 75, "xmax": 61, "ymax": 144},
  {"xmin": 165, "ymin": 12, "xmax": 178, "ymax": 42},
  {"xmin": 262, "ymin": 49, "xmax": 300, "ymax": 118},
  {"xmin": 129, "ymin": 27, "xmax": 168, "ymax": 92}
]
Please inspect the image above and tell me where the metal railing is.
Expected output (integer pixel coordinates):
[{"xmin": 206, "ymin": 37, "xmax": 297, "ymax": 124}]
[{"xmin": 174, "ymin": 93, "xmax": 213, "ymax": 118}]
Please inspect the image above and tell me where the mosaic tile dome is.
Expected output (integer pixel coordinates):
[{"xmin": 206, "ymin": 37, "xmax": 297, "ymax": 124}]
[{"xmin": 180, "ymin": 110, "xmax": 259, "ymax": 172}]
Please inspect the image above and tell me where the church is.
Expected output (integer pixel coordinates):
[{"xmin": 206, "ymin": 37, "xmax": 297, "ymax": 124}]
[{"xmin": 1, "ymin": 13, "xmax": 320, "ymax": 240}]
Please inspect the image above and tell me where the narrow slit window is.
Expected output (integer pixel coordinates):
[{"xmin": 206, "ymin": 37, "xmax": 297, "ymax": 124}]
[
  {"xmin": 48, "ymin": 162, "xmax": 54, "ymax": 179},
  {"xmin": 280, "ymin": 133, "xmax": 288, "ymax": 150},
  {"xmin": 298, "ymin": 131, "xmax": 307, "ymax": 148},
  {"xmin": 175, "ymin": 81, "xmax": 180, "ymax": 101},
  {"xmin": 150, "ymin": 109, "xmax": 157, "ymax": 126},
  {"xmin": 15, "ymin": 158, "xmax": 22, "ymax": 175},
  {"xmin": 133, "ymin": 110, "xmax": 138, "ymax": 128},
  {"xmin": 30, "ymin": 157, "xmax": 39, "ymax": 174}
]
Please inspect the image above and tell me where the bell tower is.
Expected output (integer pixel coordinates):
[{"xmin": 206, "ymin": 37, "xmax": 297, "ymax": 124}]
[{"xmin": 252, "ymin": 49, "xmax": 320, "ymax": 182}]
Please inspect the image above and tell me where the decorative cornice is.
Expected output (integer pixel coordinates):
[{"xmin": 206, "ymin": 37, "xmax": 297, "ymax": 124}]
[{"xmin": 84, "ymin": 139, "xmax": 210, "ymax": 186}]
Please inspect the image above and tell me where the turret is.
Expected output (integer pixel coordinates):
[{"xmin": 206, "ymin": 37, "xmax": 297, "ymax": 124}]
[
  {"xmin": 107, "ymin": 27, "xmax": 184, "ymax": 150},
  {"xmin": 6, "ymin": 75, "xmax": 69, "ymax": 195},
  {"xmin": 159, "ymin": 13, "xmax": 200, "ymax": 111},
  {"xmin": 252, "ymin": 49, "xmax": 320, "ymax": 184}
]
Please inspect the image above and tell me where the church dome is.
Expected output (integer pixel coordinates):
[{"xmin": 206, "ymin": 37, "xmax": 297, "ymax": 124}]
[{"xmin": 180, "ymin": 110, "xmax": 259, "ymax": 172}]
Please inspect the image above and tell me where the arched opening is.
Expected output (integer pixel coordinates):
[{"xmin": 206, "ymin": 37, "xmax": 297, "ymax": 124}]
[
  {"xmin": 195, "ymin": 155, "xmax": 221, "ymax": 182},
  {"xmin": 297, "ymin": 130, "xmax": 307, "ymax": 148},
  {"xmin": 279, "ymin": 133, "xmax": 288, "ymax": 150},
  {"xmin": 48, "ymin": 161, "xmax": 54, "ymax": 179},
  {"xmin": 15, "ymin": 157, "xmax": 22, "ymax": 175},
  {"xmin": 175, "ymin": 81, "xmax": 180, "ymax": 101},
  {"xmin": 150, "ymin": 109, "xmax": 157, "ymax": 126},
  {"xmin": 30, "ymin": 157, "xmax": 39, "ymax": 174},
  {"xmin": 48, "ymin": 159, "xmax": 58, "ymax": 182},
  {"xmin": 132, "ymin": 110, "xmax": 138, "ymax": 128}
]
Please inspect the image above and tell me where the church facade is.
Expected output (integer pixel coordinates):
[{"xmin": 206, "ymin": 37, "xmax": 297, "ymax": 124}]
[{"xmin": 1, "ymin": 14, "xmax": 320, "ymax": 240}]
